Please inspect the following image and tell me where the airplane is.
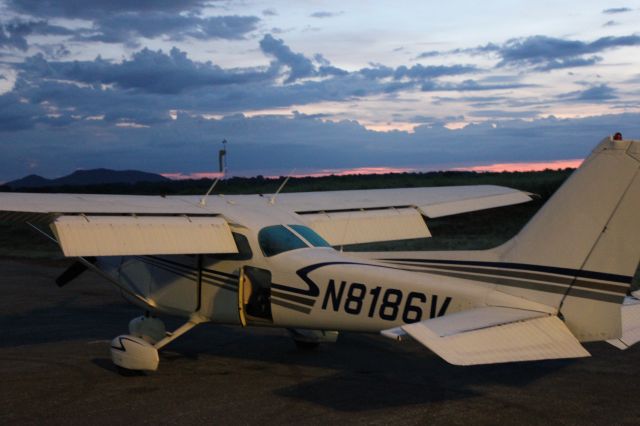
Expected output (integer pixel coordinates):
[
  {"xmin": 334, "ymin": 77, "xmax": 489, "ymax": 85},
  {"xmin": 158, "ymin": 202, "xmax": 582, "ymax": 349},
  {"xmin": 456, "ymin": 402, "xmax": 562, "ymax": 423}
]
[{"xmin": 1, "ymin": 135, "xmax": 639, "ymax": 372}]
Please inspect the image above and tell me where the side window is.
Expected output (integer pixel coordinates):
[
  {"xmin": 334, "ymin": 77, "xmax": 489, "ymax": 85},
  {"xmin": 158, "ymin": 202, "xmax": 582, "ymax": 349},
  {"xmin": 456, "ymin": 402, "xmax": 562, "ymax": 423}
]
[{"xmin": 209, "ymin": 232, "xmax": 253, "ymax": 261}]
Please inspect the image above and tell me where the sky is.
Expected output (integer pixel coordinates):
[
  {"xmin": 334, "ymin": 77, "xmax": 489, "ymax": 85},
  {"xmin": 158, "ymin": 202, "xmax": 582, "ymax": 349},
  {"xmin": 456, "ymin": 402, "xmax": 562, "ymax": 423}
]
[{"xmin": 0, "ymin": 0, "xmax": 639, "ymax": 182}]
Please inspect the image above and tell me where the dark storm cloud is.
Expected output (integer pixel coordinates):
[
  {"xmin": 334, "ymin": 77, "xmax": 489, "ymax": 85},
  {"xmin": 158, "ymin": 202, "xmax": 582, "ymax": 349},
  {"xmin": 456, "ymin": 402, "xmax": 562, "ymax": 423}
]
[
  {"xmin": 558, "ymin": 84, "xmax": 618, "ymax": 102},
  {"xmin": 602, "ymin": 7, "xmax": 632, "ymax": 14},
  {"xmin": 7, "ymin": 0, "xmax": 208, "ymax": 18}
]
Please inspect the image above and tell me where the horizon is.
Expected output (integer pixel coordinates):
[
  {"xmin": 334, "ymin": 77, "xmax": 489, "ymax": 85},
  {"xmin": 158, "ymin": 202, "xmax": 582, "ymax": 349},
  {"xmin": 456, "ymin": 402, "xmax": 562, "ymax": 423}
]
[{"xmin": 2, "ymin": 158, "xmax": 584, "ymax": 186}]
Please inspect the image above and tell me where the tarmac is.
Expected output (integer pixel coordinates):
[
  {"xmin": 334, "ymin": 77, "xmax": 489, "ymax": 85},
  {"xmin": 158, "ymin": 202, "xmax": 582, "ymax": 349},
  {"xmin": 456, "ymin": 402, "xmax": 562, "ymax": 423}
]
[{"xmin": 1, "ymin": 256, "xmax": 639, "ymax": 425}]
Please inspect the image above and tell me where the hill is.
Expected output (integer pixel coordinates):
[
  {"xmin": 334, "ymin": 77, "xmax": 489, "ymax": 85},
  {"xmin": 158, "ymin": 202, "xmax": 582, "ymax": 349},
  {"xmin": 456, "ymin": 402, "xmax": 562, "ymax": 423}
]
[{"xmin": 6, "ymin": 169, "xmax": 169, "ymax": 189}]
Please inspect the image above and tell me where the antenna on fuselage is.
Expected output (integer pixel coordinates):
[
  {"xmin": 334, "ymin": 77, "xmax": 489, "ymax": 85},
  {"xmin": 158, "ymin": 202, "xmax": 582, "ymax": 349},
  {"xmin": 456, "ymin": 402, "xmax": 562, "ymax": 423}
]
[
  {"xmin": 269, "ymin": 169, "xmax": 296, "ymax": 205},
  {"xmin": 199, "ymin": 139, "xmax": 227, "ymax": 208}
]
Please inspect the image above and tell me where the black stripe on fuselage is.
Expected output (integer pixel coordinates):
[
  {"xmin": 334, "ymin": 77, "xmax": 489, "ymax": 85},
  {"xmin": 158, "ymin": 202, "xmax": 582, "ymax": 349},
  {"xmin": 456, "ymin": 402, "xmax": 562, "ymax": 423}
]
[
  {"xmin": 271, "ymin": 298, "xmax": 312, "ymax": 314},
  {"xmin": 378, "ymin": 258, "xmax": 632, "ymax": 284},
  {"xmin": 271, "ymin": 289, "xmax": 316, "ymax": 307},
  {"xmin": 383, "ymin": 261, "xmax": 629, "ymax": 295}
]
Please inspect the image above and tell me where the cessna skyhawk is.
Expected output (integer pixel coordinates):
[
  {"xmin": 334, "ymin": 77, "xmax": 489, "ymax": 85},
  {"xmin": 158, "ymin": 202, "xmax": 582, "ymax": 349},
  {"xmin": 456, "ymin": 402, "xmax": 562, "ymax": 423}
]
[{"xmin": 1, "ymin": 136, "xmax": 639, "ymax": 371}]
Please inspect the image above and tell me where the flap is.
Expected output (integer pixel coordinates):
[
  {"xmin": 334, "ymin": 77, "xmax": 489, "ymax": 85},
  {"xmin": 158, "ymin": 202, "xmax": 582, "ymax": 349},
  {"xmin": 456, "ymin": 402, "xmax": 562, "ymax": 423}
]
[
  {"xmin": 50, "ymin": 215, "xmax": 238, "ymax": 257},
  {"xmin": 385, "ymin": 306, "xmax": 590, "ymax": 365},
  {"xmin": 302, "ymin": 208, "xmax": 430, "ymax": 246}
]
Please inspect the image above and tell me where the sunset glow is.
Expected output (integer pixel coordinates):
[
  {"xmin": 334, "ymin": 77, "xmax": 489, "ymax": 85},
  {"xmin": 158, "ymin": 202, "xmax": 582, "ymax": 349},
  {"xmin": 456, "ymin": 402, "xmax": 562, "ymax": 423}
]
[
  {"xmin": 455, "ymin": 159, "xmax": 584, "ymax": 172},
  {"xmin": 161, "ymin": 160, "xmax": 584, "ymax": 181}
]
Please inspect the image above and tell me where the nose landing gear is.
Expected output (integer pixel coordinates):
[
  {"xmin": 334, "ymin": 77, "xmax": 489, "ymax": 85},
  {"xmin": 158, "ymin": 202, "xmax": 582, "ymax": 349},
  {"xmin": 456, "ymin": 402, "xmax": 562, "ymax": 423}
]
[{"xmin": 110, "ymin": 314, "xmax": 205, "ymax": 372}]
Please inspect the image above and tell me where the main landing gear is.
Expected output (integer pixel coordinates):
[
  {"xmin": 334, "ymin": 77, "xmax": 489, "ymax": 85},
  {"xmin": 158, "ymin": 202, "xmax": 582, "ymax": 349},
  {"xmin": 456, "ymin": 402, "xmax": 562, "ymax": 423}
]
[
  {"xmin": 288, "ymin": 329, "xmax": 339, "ymax": 350},
  {"xmin": 110, "ymin": 313, "xmax": 205, "ymax": 372}
]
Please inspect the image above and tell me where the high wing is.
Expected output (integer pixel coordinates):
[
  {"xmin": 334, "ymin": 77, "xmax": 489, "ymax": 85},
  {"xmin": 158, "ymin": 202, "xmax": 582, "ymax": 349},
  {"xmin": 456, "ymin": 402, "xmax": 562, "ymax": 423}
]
[
  {"xmin": 382, "ymin": 306, "xmax": 590, "ymax": 365},
  {"xmin": 0, "ymin": 184, "xmax": 530, "ymax": 254},
  {"xmin": 273, "ymin": 185, "xmax": 531, "ymax": 245}
]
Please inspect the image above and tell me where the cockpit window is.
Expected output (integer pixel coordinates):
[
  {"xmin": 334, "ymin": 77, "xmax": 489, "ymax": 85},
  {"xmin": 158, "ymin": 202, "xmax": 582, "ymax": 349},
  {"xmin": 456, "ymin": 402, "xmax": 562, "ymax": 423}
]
[
  {"xmin": 258, "ymin": 225, "xmax": 308, "ymax": 257},
  {"xmin": 289, "ymin": 225, "xmax": 331, "ymax": 248}
]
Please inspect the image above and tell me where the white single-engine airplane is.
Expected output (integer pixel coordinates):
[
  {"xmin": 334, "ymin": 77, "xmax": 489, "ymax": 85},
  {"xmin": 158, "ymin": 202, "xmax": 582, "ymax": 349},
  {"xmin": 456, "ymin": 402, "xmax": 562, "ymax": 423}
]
[{"xmin": 1, "ymin": 136, "xmax": 639, "ymax": 371}]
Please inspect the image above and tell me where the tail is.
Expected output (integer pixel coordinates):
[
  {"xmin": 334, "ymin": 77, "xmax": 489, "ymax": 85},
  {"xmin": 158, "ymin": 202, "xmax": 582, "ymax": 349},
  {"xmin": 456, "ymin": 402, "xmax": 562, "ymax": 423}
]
[{"xmin": 493, "ymin": 136, "xmax": 640, "ymax": 341}]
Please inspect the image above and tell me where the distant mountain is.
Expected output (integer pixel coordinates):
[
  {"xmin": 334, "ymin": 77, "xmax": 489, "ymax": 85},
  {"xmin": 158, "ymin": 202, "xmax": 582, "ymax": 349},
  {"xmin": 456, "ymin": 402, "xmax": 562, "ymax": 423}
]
[{"xmin": 6, "ymin": 169, "xmax": 170, "ymax": 189}]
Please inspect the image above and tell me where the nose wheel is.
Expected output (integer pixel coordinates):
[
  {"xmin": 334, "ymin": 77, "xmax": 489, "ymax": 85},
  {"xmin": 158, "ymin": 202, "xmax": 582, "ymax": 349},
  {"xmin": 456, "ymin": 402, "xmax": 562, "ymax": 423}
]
[{"xmin": 110, "ymin": 315, "xmax": 205, "ymax": 372}]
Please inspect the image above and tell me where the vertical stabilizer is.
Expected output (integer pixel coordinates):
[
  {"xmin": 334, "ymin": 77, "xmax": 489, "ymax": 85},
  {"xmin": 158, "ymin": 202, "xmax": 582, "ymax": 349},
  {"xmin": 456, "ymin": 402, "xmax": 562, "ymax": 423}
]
[{"xmin": 496, "ymin": 136, "xmax": 640, "ymax": 340}]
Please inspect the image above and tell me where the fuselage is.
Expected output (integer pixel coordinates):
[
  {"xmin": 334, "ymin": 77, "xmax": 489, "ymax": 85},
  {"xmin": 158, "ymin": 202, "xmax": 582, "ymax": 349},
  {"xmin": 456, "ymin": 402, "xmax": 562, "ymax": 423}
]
[{"xmin": 95, "ymin": 225, "xmax": 503, "ymax": 333}]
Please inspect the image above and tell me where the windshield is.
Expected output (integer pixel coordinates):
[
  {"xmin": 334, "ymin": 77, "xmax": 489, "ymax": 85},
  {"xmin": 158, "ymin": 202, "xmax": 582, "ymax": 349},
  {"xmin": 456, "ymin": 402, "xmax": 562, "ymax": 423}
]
[
  {"xmin": 289, "ymin": 225, "xmax": 331, "ymax": 248},
  {"xmin": 258, "ymin": 225, "xmax": 308, "ymax": 257}
]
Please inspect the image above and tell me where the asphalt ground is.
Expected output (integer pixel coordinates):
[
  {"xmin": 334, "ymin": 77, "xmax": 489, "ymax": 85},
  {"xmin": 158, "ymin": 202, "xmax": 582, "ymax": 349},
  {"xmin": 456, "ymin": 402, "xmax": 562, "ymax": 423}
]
[{"xmin": 1, "ymin": 257, "xmax": 639, "ymax": 425}]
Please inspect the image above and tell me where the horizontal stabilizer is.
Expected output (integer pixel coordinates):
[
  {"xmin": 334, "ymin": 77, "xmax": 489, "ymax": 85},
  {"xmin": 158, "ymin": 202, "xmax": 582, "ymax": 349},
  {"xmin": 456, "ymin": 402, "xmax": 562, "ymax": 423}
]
[
  {"xmin": 607, "ymin": 297, "xmax": 640, "ymax": 350},
  {"xmin": 384, "ymin": 307, "xmax": 590, "ymax": 365}
]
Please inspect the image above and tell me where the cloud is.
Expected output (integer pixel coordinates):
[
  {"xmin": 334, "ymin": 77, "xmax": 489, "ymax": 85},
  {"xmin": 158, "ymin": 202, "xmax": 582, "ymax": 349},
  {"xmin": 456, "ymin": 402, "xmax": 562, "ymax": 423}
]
[
  {"xmin": 0, "ymin": 19, "xmax": 74, "ymax": 51},
  {"xmin": 488, "ymin": 34, "xmax": 640, "ymax": 71},
  {"xmin": 3, "ymin": 111, "xmax": 640, "ymax": 181},
  {"xmin": 421, "ymin": 79, "xmax": 532, "ymax": 92},
  {"xmin": 417, "ymin": 34, "xmax": 640, "ymax": 72},
  {"xmin": 0, "ymin": 93, "xmax": 43, "ymax": 130},
  {"xmin": 75, "ymin": 13, "xmax": 260, "ymax": 44},
  {"xmin": 7, "ymin": 0, "xmax": 208, "ymax": 19},
  {"xmin": 602, "ymin": 7, "xmax": 632, "ymax": 14},
  {"xmin": 259, "ymin": 34, "xmax": 316, "ymax": 82},
  {"xmin": 310, "ymin": 11, "xmax": 343, "ymax": 19},
  {"xmin": 3, "ymin": 1, "xmax": 259, "ymax": 46},
  {"xmin": 19, "ymin": 47, "xmax": 275, "ymax": 94},
  {"xmin": 558, "ymin": 84, "xmax": 618, "ymax": 102},
  {"xmin": 603, "ymin": 20, "xmax": 619, "ymax": 27},
  {"xmin": 262, "ymin": 8, "xmax": 278, "ymax": 16},
  {"xmin": 0, "ymin": 34, "xmax": 530, "ymax": 136},
  {"xmin": 393, "ymin": 64, "xmax": 479, "ymax": 79}
]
